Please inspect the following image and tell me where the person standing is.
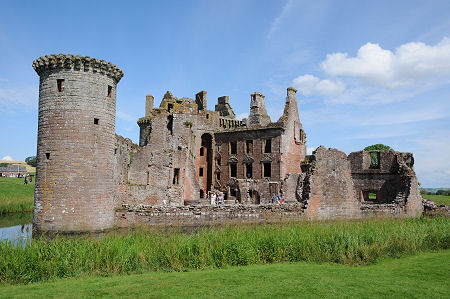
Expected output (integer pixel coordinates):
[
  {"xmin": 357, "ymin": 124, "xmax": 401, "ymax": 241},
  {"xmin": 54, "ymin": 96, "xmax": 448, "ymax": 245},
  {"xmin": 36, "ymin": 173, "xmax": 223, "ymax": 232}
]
[
  {"xmin": 218, "ymin": 193, "xmax": 223, "ymax": 208},
  {"xmin": 211, "ymin": 192, "xmax": 216, "ymax": 206}
]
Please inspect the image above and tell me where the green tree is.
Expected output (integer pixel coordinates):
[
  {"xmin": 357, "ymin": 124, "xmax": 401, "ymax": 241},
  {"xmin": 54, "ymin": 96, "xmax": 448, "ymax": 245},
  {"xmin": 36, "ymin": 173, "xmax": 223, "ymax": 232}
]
[
  {"xmin": 25, "ymin": 156, "xmax": 37, "ymax": 167},
  {"xmin": 364, "ymin": 144, "xmax": 394, "ymax": 151},
  {"xmin": 0, "ymin": 163, "xmax": 8, "ymax": 167}
]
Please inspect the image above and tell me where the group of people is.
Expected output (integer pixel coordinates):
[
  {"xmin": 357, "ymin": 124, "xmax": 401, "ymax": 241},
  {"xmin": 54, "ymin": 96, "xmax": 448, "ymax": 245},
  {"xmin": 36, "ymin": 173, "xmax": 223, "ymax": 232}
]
[
  {"xmin": 208, "ymin": 191, "xmax": 224, "ymax": 207},
  {"xmin": 23, "ymin": 174, "xmax": 32, "ymax": 185},
  {"xmin": 272, "ymin": 194, "xmax": 284, "ymax": 204}
]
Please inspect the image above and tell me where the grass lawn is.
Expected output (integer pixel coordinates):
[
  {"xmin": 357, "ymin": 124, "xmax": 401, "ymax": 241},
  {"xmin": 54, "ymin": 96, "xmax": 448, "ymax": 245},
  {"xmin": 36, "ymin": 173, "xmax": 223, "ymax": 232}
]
[
  {"xmin": 422, "ymin": 194, "xmax": 450, "ymax": 206},
  {"xmin": 0, "ymin": 177, "xmax": 35, "ymax": 214},
  {"xmin": 1, "ymin": 250, "xmax": 448, "ymax": 298}
]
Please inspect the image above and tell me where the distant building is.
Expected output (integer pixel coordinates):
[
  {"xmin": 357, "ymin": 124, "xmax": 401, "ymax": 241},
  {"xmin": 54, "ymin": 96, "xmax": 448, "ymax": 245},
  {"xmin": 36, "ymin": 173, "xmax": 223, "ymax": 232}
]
[{"xmin": 0, "ymin": 165, "xmax": 27, "ymax": 178}]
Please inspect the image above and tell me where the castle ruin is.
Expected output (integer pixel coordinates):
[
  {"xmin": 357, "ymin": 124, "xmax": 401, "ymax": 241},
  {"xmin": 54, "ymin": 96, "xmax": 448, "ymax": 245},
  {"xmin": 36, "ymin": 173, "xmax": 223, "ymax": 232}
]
[{"xmin": 32, "ymin": 54, "xmax": 423, "ymax": 232}]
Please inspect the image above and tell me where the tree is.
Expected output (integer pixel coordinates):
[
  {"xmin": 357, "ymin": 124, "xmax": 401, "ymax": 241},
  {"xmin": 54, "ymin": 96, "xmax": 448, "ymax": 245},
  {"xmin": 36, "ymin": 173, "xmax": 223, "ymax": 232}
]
[
  {"xmin": 364, "ymin": 144, "xmax": 394, "ymax": 151},
  {"xmin": 25, "ymin": 156, "xmax": 37, "ymax": 167},
  {"xmin": 0, "ymin": 163, "xmax": 8, "ymax": 167}
]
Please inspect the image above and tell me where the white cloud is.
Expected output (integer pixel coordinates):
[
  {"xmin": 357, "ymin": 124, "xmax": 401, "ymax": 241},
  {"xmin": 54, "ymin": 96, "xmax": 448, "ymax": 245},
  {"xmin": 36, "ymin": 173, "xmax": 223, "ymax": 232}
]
[
  {"xmin": 0, "ymin": 84, "xmax": 38, "ymax": 109},
  {"xmin": 267, "ymin": 0, "xmax": 295, "ymax": 38},
  {"xmin": 321, "ymin": 37, "xmax": 450, "ymax": 89},
  {"xmin": 412, "ymin": 131, "xmax": 450, "ymax": 187},
  {"xmin": 1, "ymin": 156, "xmax": 14, "ymax": 161},
  {"xmin": 306, "ymin": 146, "xmax": 315, "ymax": 155},
  {"xmin": 235, "ymin": 113, "xmax": 249, "ymax": 120},
  {"xmin": 116, "ymin": 111, "xmax": 136, "ymax": 122},
  {"xmin": 293, "ymin": 37, "xmax": 450, "ymax": 104},
  {"xmin": 293, "ymin": 74, "xmax": 345, "ymax": 96}
]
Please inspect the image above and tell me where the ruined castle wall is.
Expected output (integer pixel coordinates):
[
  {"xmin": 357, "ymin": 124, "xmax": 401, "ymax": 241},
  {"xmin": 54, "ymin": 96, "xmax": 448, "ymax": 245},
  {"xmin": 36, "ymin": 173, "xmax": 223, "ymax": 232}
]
[
  {"xmin": 113, "ymin": 135, "xmax": 135, "ymax": 207},
  {"xmin": 33, "ymin": 54, "xmax": 123, "ymax": 232},
  {"xmin": 214, "ymin": 128, "xmax": 283, "ymax": 202},
  {"xmin": 303, "ymin": 147, "xmax": 360, "ymax": 219},
  {"xmin": 115, "ymin": 203, "xmax": 306, "ymax": 227},
  {"xmin": 348, "ymin": 151, "xmax": 423, "ymax": 217},
  {"xmin": 281, "ymin": 173, "xmax": 302, "ymax": 202}
]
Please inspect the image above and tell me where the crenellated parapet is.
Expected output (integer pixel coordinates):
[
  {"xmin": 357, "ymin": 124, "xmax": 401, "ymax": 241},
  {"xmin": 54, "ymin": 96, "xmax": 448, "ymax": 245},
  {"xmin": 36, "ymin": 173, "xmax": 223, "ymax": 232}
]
[{"xmin": 32, "ymin": 54, "xmax": 124, "ymax": 83}]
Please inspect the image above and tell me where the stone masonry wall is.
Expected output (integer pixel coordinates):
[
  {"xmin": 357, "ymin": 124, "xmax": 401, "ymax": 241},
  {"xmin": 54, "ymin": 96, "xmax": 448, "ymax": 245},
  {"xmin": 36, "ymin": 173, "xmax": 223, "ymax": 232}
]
[
  {"xmin": 33, "ymin": 54, "xmax": 123, "ymax": 232},
  {"xmin": 303, "ymin": 147, "xmax": 360, "ymax": 219},
  {"xmin": 115, "ymin": 203, "xmax": 307, "ymax": 227}
]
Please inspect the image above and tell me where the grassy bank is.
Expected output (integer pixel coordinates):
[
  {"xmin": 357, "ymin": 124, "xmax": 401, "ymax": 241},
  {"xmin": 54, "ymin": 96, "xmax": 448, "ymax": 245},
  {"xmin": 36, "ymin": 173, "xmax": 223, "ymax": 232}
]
[
  {"xmin": 422, "ymin": 194, "xmax": 450, "ymax": 206},
  {"xmin": 0, "ymin": 177, "xmax": 34, "ymax": 214},
  {"xmin": 1, "ymin": 217, "xmax": 449, "ymax": 285},
  {"xmin": 0, "ymin": 212, "xmax": 33, "ymax": 228},
  {"xmin": 1, "ymin": 250, "xmax": 448, "ymax": 298}
]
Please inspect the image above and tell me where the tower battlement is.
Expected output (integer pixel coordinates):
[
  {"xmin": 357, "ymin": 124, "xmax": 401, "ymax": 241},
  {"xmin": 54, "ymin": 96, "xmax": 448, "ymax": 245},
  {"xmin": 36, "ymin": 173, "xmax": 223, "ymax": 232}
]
[{"xmin": 32, "ymin": 54, "xmax": 124, "ymax": 83}]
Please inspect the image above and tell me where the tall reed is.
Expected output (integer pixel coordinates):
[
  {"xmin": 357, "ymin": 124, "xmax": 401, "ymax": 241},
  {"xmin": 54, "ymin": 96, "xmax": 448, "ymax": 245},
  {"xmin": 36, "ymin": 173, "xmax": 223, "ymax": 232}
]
[{"xmin": 0, "ymin": 217, "xmax": 449, "ymax": 285}]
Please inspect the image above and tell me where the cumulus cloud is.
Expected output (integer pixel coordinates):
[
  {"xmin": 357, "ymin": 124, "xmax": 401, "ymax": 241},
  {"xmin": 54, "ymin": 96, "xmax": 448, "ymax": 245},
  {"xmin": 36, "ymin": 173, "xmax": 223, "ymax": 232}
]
[
  {"xmin": 321, "ymin": 37, "xmax": 450, "ymax": 89},
  {"xmin": 1, "ymin": 156, "xmax": 14, "ymax": 161},
  {"xmin": 292, "ymin": 37, "xmax": 450, "ymax": 104},
  {"xmin": 293, "ymin": 74, "xmax": 345, "ymax": 96}
]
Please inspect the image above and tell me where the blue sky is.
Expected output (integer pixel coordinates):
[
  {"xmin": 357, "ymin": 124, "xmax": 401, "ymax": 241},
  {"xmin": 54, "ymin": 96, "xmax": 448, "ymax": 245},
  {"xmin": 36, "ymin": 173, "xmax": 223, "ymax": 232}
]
[{"xmin": 1, "ymin": 0, "xmax": 449, "ymax": 187}]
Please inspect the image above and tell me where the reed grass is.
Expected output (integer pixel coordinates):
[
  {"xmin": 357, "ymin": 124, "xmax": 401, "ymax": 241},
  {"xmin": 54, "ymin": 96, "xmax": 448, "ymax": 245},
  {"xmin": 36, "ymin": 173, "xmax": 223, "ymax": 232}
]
[{"xmin": 0, "ymin": 217, "xmax": 449, "ymax": 285}]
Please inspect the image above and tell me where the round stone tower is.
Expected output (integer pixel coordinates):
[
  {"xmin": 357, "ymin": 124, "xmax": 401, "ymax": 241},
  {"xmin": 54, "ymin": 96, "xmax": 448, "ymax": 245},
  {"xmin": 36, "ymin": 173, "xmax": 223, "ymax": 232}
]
[{"xmin": 32, "ymin": 54, "xmax": 123, "ymax": 232}]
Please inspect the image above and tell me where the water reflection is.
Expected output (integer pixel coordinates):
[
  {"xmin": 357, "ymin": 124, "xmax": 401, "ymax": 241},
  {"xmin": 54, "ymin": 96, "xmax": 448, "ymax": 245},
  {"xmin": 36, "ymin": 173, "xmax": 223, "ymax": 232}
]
[{"xmin": 0, "ymin": 223, "xmax": 32, "ymax": 247}]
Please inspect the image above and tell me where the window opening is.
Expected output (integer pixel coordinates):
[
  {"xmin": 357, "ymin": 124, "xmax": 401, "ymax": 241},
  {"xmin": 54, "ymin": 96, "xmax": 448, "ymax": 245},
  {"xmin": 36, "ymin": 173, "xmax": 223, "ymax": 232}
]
[
  {"xmin": 200, "ymin": 189, "xmax": 204, "ymax": 199},
  {"xmin": 230, "ymin": 189, "xmax": 237, "ymax": 197},
  {"xmin": 146, "ymin": 171, "xmax": 150, "ymax": 185},
  {"xmin": 362, "ymin": 190, "xmax": 378, "ymax": 202},
  {"xmin": 199, "ymin": 167, "xmax": 204, "ymax": 177},
  {"xmin": 230, "ymin": 141, "xmax": 237, "ymax": 154},
  {"xmin": 168, "ymin": 103, "xmax": 173, "ymax": 112},
  {"xmin": 57, "ymin": 79, "xmax": 64, "ymax": 92},
  {"xmin": 206, "ymin": 114, "xmax": 209, "ymax": 119},
  {"xmin": 114, "ymin": 148, "xmax": 117, "ymax": 155},
  {"xmin": 246, "ymin": 163, "xmax": 253, "ymax": 178},
  {"xmin": 263, "ymin": 162, "xmax": 271, "ymax": 177},
  {"xmin": 216, "ymin": 173, "xmax": 221, "ymax": 180},
  {"xmin": 107, "ymin": 85, "xmax": 112, "ymax": 97},
  {"xmin": 369, "ymin": 152, "xmax": 380, "ymax": 169},
  {"xmin": 167, "ymin": 115, "xmax": 173, "ymax": 135},
  {"xmin": 264, "ymin": 139, "xmax": 272, "ymax": 153},
  {"xmin": 230, "ymin": 163, "xmax": 237, "ymax": 178},
  {"xmin": 246, "ymin": 140, "xmax": 253, "ymax": 154},
  {"xmin": 94, "ymin": 118, "xmax": 99, "ymax": 125},
  {"xmin": 45, "ymin": 153, "xmax": 50, "ymax": 159},
  {"xmin": 173, "ymin": 168, "xmax": 180, "ymax": 184},
  {"xmin": 217, "ymin": 158, "xmax": 221, "ymax": 166},
  {"xmin": 200, "ymin": 147, "xmax": 204, "ymax": 156}
]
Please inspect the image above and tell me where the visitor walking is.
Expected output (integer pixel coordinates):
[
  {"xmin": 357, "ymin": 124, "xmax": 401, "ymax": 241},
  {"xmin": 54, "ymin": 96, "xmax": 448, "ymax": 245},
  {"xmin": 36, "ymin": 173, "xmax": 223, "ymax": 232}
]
[
  {"xmin": 211, "ymin": 192, "xmax": 216, "ymax": 206},
  {"xmin": 218, "ymin": 193, "xmax": 223, "ymax": 208},
  {"xmin": 24, "ymin": 176, "xmax": 28, "ymax": 185},
  {"xmin": 272, "ymin": 194, "xmax": 277, "ymax": 203}
]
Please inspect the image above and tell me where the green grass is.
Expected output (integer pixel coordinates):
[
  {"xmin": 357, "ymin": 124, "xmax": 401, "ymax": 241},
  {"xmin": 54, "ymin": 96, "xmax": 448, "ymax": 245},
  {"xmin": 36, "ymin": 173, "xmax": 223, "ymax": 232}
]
[
  {"xmin": 0, "ymin": 212, "xmax": 33, "ymax": 228},
  {"xmin": 0, "ymin": 250, "xmax": 448, "ymax": 298},
  {"xmin": 422, "ymin": 194, "xmax": 450, "ymax": 206},
  {"xmin": 1, "ymin": 217, "xmax": 449, "ymax": 285},
  {"xmin": 0, "ymin": 177, "xmax": 35, "ymax": 214}
]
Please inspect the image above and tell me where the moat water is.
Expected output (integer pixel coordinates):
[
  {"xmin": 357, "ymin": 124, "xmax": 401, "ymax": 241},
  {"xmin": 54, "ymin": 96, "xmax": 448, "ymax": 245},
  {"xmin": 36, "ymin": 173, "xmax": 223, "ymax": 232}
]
[
  {"xmin": 0, "ymin": 212, "xmax": 210, "ymax": 247},
  {"xmin": 0, "ymin": 212, "xmax": 33, "ymax": 246}
]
